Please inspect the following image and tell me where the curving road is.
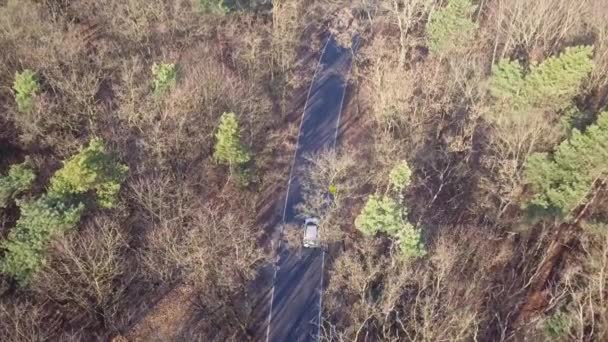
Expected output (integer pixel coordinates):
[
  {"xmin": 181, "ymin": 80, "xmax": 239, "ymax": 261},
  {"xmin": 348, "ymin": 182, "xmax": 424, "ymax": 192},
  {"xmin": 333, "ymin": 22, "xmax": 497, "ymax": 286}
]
[{"xmin": 262, "ymin": 35, "xmax": 356, "ymax": 342}]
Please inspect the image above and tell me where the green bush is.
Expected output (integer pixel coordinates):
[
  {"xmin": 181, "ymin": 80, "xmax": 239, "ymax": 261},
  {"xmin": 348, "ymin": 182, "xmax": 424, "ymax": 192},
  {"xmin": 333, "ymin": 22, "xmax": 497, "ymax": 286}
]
[
  {"xmin": 213, "ymin": 112, "xmax": 251, "ymax": 168},
  {"xmin": 427, "ymin": 0, "xmax": 477, "ymax": 55},
  {"xmin": 198, "ymin": 0, "xmax": 229, "ymax": 14},
  {"xmin": 50, "ymin": 138, "xmax": 129, "ymax": 208},
  {"xmin": 0, "ymin": 162, "xmax": 36, "ymax": 208},
  {"xmin": 151, "ymin": 62, "xmax": 177, "ymax": 95},
  {"xmin": 525, "ymin": 111, "xmax": 608, "ymax": 217},
  {"xmin": 544, "ymin": 311, "xmax": 572, "ymax": 339},
  {"xmin": 1, "ymin": 194, "xmax": 84, "ymax": 285},
  {"xmin": 13, "ymin": 69, "xmax": 40, "ymax": 113}
]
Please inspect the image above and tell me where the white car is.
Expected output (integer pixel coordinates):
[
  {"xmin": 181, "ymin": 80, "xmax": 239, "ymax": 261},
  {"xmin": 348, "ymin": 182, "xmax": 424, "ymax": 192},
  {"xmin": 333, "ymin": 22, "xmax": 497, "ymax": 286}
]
[{"xmin": 302, "ymin": 218, "xmax": 321, "ymax": 248}]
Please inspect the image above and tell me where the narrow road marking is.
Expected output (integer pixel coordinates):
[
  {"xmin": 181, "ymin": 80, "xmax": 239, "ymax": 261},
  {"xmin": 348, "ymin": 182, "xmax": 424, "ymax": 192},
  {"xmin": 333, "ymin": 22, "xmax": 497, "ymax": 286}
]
[{"xmin": 265, "ymin": 35, "xmax": 333, "ymax": 342}]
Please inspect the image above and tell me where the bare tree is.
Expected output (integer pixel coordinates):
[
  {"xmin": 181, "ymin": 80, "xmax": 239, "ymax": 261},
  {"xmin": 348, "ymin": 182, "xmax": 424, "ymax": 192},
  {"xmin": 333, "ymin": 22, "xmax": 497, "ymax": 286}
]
[{"xmin": 487, "ymin": 0, "xmax": 589, "ymax": 62}]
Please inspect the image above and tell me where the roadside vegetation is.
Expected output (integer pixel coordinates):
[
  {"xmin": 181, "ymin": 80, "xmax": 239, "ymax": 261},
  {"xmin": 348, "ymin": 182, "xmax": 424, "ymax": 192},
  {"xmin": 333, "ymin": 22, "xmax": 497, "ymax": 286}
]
[{"xmin": 1, "ymin": 0, "xmax": 607, "ymax": 341}]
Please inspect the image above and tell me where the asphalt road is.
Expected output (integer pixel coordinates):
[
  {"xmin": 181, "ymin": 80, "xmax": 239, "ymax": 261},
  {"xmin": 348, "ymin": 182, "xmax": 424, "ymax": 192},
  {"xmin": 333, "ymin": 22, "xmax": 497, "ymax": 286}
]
[{"xmin": 264, "ymin": 36, "xmax": 355, "ymax": 342}]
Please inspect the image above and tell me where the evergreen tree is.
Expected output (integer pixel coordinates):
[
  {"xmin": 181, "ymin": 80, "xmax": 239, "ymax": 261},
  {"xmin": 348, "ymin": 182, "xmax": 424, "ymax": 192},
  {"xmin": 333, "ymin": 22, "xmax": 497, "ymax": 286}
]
[
  {"xmin": 427, "ymin": 0, "xmax": 477, "ymax": 55},
  {"xmin": 526, "ymin": 46, "xmax": 594, "ymax": 111},
  {"xmin": 50, "ymin": 138, "xmax": 128, "ymax": 208},
  {"xmin": 355, "ymin": 195, "xmax": 425, "ymax": 257},
  {"xmin": 389, "ymin": 160, "xmax": 412, "ymax": 193},
  {"xmin": 489, "ymin": 59, "xmax": 527, "ymax": 111},
  {"xmin": 1, "ymin": 194, "xmax": 84, "ymax": 284},
  {"xmin": 0, "ymin": 162, "xmax": 35, "ymax": 208},
  {"xmin": 13, "ymin": 69, "xmax": 39, "ymax": 113},
  {"xmin": 355, "ymin": 195, "xmax": 406, "ymax": 236},
  {"xmin": 490, "ymin": 46, "xmax": 594, "ymax": 113},
  {"xmin": 1, "ymin": 138, "xmax": 127, "ymax": 284},
  {"xmin": 213, "ymin": 112, "xmax": 251, "ymax": 168},
  {"xmin": 525, "ymin": 111, "xmax": 608, "ymax": 217},
  {"xmin": 396, "ymin": 224, "xmax": 427, "ymax": 258},
  {"xmin": 356, "ymin": 160, "xmax": 425, "ymax": 258}
]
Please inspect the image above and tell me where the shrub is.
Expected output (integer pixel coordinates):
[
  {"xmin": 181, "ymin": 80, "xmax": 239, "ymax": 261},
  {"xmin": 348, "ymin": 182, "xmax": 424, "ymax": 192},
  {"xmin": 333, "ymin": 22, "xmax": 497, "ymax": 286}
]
[
  {"xmin": 49, "ymin": 138, "xmax": 129, "ymax": 208},
  {"xmin": 151, "ymin": 62, "xmax": 177, "ymax": 95},
  {"xmin": 0, "ymin": 162, "xmax": 35, "ymax": 208},
  {"xmin": 213, "ymin": 112, "xmax": 251, "ymax": 168},
  {"xmin": 544, "ymin": 311, "xmax": 572, "ymax": 339},
  {"xmin": 1, "ymin": 194, "xmax": 84, "ymax": 284},
  {"xmin": 197, "ymin": 0, "xmax": 229, "ymax": 14},
  {"xmin": 427, "ymin": 0, "xmax": 477, "ymax": 55},
  {"xmin": 13, "ymin": 69, "xmax": 40, "ymax": 113}
]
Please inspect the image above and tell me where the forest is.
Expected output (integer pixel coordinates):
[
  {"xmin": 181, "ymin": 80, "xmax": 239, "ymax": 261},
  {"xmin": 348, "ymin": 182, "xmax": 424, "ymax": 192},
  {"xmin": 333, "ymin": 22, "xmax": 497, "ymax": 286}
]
[{"xmin": 1, "ymin": 0, "xmax": 607, "ymax": 341}]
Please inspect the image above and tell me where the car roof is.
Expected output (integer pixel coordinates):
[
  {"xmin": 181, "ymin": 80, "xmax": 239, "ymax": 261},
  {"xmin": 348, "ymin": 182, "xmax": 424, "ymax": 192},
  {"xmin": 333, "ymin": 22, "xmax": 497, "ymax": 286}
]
[{"xmin": 304, "ymin": 223, "xmax": 318, "ymax": 239}]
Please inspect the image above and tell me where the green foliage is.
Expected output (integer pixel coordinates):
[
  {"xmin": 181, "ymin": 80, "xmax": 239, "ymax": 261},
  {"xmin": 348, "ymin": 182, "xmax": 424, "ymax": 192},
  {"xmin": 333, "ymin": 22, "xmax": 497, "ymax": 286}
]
[
  {"xmin": 526, "ymin": 46, "xmax": 594, "ymax": 110},
  {"xmin": 1, "ymin": 195, "xmax": 84, "ymax": 285},
  {"xmin": 389, "ymin": 161, "xmax": 412, "ymax": 193},
  {"xmin": 50, "ymin": 138, "xmax": 128, "ymax": 208},
  {"xmin": 213, "ymin": 112, "xmax": 251, "ymax": 168},
  {"xmin": 355, "ymin": 195, "xmax": 425, "ymax": 257},
  {"xmin": 427, "ymin": 0, "xmax": 476, "ymax": 55},
  {"xmin": 544, "ymin": 311, "xmax": 572, "ymax": 339},
  {"xmin": 0, "ymin": 162, "xmax": 35, "ymax": 208},
  {"xmin": 355, "ymin": 195, "xmax": 405, "ymax": 236},
  {"xmin": 525, "ymin": 111, "xmax": 608, "ymax": 216},
  {"xmin": 328, "ymin": 184, "xmax": 337, "ymax": 196},
  {"xmin": 489, "ymin": 60, "xmax": 527, "ymax": 110},
  {"xmin": 13, "ymin": 69, "xmax": 40, "ymax": 113},
  {"xmin": 396, "ymin": 225, "xmax": 427, "ymax": 258},
  {"xmin": 490, "ymin": 46, "xmax": 594, "ymax": 113},
  {"xmin": 151, "ymin": 62, "xmax": 177, "ymax": 95},
  {"xmin": 197, "ymin": 0, "xmax": 229, "ymax": 15},
  {"xmin": 1, "ymin": 138, "xmax": 127, "ymax": 284}
]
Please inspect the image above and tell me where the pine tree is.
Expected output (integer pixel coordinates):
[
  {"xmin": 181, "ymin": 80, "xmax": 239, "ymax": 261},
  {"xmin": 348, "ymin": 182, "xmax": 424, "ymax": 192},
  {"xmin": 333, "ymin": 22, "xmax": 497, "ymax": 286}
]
[
  {"xmin": 13, "ymin": 69, "xmax": 39, "ymax": 113},
  {"xmin": 1, "ymin": 139, "xmax": 127, "ymax": 284},
  {"xmin": 1, "ymin": 194, "xmax": 84, "ymax": 284},
  {"xmin": 0, "ymin": 161, "xmax": 35, "ymax": 208},
  {"xmin": 490, "ymin": 45, "xmax": 594, "ymax": 114},
  {"xmin": 355, "ymin": 195, "xmax": 425, "ymax": 257},
  {"xmin": 213, "ymin": 112, "xmax": 251, "ymax": 168},
  {"xmin": 525, "ymin": 111, "xmax": 608, "ymax": 216},
  {"xmin": 489, "ymin": 59, "xmax": 527, "ymax": 111},
  {"xmin": 356, "ymin": 160, "xmax": 425, "ymax": 258},
  {"xmin": 525, "ymin": 46, "xmax": 594, "ymax": 111},
  {"xmin": 427, "ymin": 0, "xmax": 477, "ymax": 55},
  {"xmin": 389, "ymin": 160, "xmax": 413, "ymax": 194},
  {"xmin": 355, "ymin": 195, "xmax": 406, "ymax": 236},
  {"xmin": 50, "ymin": 138, "xmax": 128, "ymax": 208}
]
